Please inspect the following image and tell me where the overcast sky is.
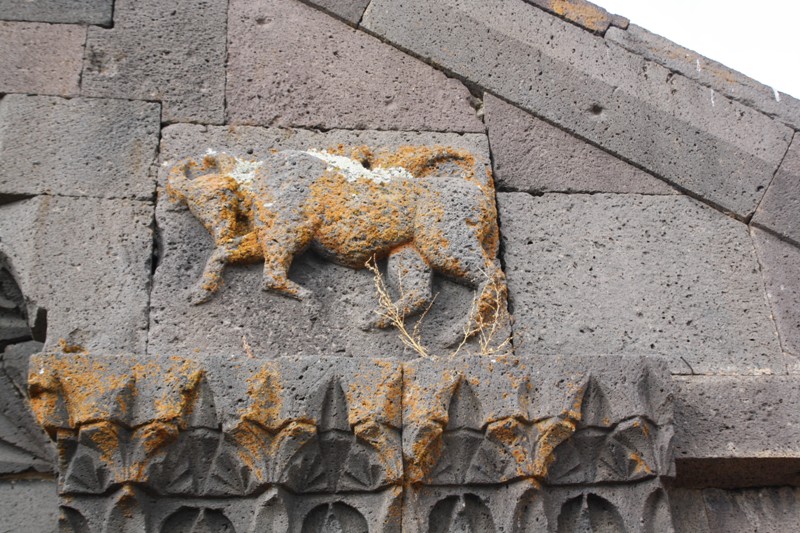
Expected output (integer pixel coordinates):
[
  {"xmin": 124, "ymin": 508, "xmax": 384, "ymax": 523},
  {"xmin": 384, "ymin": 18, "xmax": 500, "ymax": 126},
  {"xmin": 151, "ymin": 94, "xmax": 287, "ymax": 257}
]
[{"xmin": 593, "ymin": 0, "xmax": 800, "ymax": 99}]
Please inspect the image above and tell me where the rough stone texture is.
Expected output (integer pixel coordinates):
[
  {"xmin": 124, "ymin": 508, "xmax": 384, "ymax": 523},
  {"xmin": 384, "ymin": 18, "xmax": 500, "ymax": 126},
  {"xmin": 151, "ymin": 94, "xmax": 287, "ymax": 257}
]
[
  {"xmin": 484, "ymin": 94, "xmax": 676, "ymax": 194},
  {"xmin": 702, "ymin": 487, "xmax": 800, "ymax": 533},
  {"xmin": 302, "ymin": 0, "xmax": 371, "ymax": 25},
  {"xmin": 607, "ymin": 24, "xmax": 800, "ymax": 130},
  {"xmin": 0, "ymin": 479, "xmax": 58, "ymax": 533},
  {"xmin": 150, "ymin": 125, "xmax": 504, "ymax": 358},
  {"xmin": 0, "ymin": 362, "xmax": 53, "ymax": 473},
  {"xmin": 0, "ymin": 0, "xmax": 112, "ymax": 25},
  {"xmin": 669, "ymin": 488, "xmax": 712, "ymax": 532},
  {"xmin": 752, "ymin": 133, "xmax": 800, "ymax": 245},
  {"xmin": 0, "ymin": 196, "xmax": 153, "ymax": 353},
  {"xmin": 673, "ymin": 376, "xmax": 800, "ymax": 486},
  {"xmin": 30, "ymin": 352, "xmax": 675, "ymax": 531},
  {"xmin": 499, "ymin": 192, "xmax": 783, "ymax": 374},
  {"xmin": 0, "ymin": 21, "xmax": 84, "ymax": 97},
  {"xmin": 1, "ymin": 341, "xmax": 43, "ymax": 399},
  {"xmin": 751, "ymin": 228, "xmax": 800, "ymax": 367},
  {"xmin": 523, "ymin": 0, "xmax": 628, "ymax": 34},
  {"xmin": 226, "ymin": 0, "xmax": 482, "ymax": 132},
  {"xmin": 0, "ymin": 95, "xmax": 160, "ymax": 200},
  {"xmin": 362, "ymin": 0, "xmax": 793, "ymax": 218},
  {"xmin": 81, "ymin": 0, "xmax": 226, "ymax": 124}
]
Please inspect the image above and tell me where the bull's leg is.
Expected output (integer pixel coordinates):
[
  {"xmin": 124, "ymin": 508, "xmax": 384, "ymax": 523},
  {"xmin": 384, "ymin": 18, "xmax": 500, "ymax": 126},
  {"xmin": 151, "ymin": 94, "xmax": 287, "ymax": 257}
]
[
  {"xmin": 184, "ymin": 180, "xmax": 241, "ymax": 305},
  {"xmin": 413, "ymin": 183, "xmax": 508, "ymax": 345},
  {"xmin": 362, "ymin": 245, "xmax": 434, "ymax": 330},
  {"xmin": 254, "ymin": 209, "xmax": 316, "ymax": 304}
]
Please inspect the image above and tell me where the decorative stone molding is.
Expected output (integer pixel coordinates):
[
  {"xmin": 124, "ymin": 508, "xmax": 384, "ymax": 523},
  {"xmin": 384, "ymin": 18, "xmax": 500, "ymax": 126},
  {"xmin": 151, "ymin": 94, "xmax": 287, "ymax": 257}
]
[{"xmin": 30, "ymin": 353, "xmax": 675, "ymax": 531}]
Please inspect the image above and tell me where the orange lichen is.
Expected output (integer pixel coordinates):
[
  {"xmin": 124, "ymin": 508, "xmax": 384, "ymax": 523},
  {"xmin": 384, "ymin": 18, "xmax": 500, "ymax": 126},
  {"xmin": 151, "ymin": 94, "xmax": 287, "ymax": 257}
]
[{"xmin": 629, "ymin": 452, "xmax": 654, "ymax": 475}]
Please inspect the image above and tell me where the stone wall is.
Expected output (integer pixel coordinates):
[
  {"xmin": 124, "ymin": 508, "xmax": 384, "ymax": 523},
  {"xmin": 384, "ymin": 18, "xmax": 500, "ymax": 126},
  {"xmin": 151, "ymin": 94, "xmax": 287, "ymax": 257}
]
[{"xmin": 1, "ymin": 0, "xmax": 799, "ymax": 531}]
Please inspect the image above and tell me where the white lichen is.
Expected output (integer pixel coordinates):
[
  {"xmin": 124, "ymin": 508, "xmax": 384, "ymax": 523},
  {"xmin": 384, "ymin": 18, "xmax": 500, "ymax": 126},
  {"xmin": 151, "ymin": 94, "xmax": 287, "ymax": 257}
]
[
  {"xmin": 305, "ymin": 149, "xmax": 413, "ymax": 184},
  {"xmin": 229, "ymin": 158, "xmax": 263, "ymax": 188}
]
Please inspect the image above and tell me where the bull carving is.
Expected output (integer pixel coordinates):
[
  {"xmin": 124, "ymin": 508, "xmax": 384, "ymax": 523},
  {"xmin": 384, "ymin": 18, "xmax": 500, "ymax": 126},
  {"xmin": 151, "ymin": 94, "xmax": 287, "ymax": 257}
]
[{"xmin": 166, "ymin": 146, "xmax": 506, "ymax": 337}]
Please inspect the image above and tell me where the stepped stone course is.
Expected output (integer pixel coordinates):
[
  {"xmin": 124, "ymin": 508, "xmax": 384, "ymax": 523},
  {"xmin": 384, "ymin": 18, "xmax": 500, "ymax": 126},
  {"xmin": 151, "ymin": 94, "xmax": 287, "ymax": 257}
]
[
  {"xmin": 81, "ymin": 0, "xmax": 227, "ymax": 124},
  {"xmin": 752, "ymin": 132, "xmax": 800, "ymax": 245},
  {"xmin": 226, "ymin": 0, "xmax": 483, "ymax": 132},
  {"xmin": 362, "ymin": 0, "xmax": 794, "ymax": 218},
  {"xmin": 484, "ymin": 94, "xmax": 676, "ymax": 194}
]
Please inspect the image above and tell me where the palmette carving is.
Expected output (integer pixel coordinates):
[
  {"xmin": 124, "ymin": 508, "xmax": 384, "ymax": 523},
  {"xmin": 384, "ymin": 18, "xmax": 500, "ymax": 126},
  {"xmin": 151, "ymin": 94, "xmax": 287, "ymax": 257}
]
[{"xmin": 31, "ymin": 353, "xmax": 675, "ymax": 531}]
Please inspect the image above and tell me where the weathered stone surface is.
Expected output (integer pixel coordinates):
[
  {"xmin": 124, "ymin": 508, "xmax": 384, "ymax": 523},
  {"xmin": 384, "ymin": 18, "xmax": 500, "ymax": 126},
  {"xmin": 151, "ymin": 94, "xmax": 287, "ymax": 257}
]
[
  {"xmin": 673, "ymin": 376, "xmax": 800, "ymax": 486},
  {"xmin": 0, "ymin": 196, "xmax": 153, "ymax": 353},
  {"xmin": 484, "ymin": 94, "xmax": 676, "ymax": 194},
  {"xmin": 82, "ymin": 0, "xmax": 226, "ymax": 124},
  {"xmin": 752, "ymin": 133, "xmax": 800, "ymax": 245},
  {"xmin": 703, "ymin": 487, "xmax": 800, "ymax": 533},
  {"xmin": 607, "ymin": 24, "xmax": 800, "ymax": 130},
  {"xmin": 523, "ymin": 0, "xmax": 628, "ymax": 34},
  {"xmin": 499, "ymin": 192, "xmax": 783, "ymax": 374},
  {"xmin": 0, "ymin": 95, "xmax": 160, "ymax": 200},
  {"xmin": 0, "ymin": 21, "xmax": 83, "ymax": 96},
  {"xmin": 1, "ymin": 341, "xmax": 43, "ymax": 397},
  {"xmin": 226, "ymin": 0, "xmax": 482, "ymax": 132},
  {"xmin": 362, "ymin": 0, "xmax": 793, "ymax": 217},
  {"xmin": 150, "ymin": 125, "xmax": 504, "ymax": 358},
  {"xmin": 303, "ymin": 0, "xmax": 371, "ymax": 25},
  {"xmin": 0, "ymin": 0, "xmax": 112, "ymax": 25},
  {"xmin": 751, "ymin": 228, "xmax": 800, "ymax": 366},
  {"xmin": 0, "ymin": 479, "xmax": 58, "ymax": 533},
  {"xmin": 669, "ymin": 488, "xmax": 711, "ymax": 532}
]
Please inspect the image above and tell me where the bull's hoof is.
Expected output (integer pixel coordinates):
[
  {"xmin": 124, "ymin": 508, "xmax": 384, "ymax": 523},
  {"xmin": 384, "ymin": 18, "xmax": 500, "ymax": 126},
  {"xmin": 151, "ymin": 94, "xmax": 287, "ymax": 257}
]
[{"xmin": 189, "ymin": 285, "xmax": 215, "ymax": 305}]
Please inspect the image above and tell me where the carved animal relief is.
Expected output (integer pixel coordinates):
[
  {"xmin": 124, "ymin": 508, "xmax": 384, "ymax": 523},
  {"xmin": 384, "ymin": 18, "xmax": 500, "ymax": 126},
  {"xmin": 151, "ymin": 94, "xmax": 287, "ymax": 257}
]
[{"xmin": 166, "ymin": 146, "xmax": 507, "ymax": 345}]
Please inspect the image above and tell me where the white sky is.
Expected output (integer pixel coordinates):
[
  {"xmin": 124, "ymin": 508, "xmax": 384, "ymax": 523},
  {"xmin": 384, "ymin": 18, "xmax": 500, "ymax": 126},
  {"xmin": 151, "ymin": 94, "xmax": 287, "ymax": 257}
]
[{"xmin": 593, "ymin": 0, "xmax": 800, "ymax": 99}]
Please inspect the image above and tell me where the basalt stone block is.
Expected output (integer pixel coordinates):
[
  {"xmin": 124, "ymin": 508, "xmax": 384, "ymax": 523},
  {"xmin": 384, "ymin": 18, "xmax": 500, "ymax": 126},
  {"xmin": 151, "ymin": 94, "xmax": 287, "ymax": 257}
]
[
  {"xmin": 362, "ymin": 0, "xmax": 793, "ymax": 217},
  {"xmin": 499, "ymin": 192, "xmax": 783, "ymax": 374},
  {"xmin": 303, "ymin": 0, "xmax": 371, "ymax": 25},
  {"xmin": 150, "ymin": 125, "xmax": 505, "ymax": 358},
  {"xmin": 82, "ymin": 0, "xmax": 226, "ymax": 124},
  {"xmin": 30, "ymin": 353, "xmax": 403, "ymax": 496},
  {"xmin": 751, "ymin": 228, "xmax": 800, "ymax": 365},
  {"xmin": 0, "ymin": 21, "xmax": 83, "ymax": 96},
  {"xmin": 674, "ymin": 376, "xmax": 800, "ymax": 485},
  {"xmin": 523, "ymin": 0, "xmax": 628, "ymax": 34},
  {"xmin": 226, "ymin": 0, "xmax": 482, "ymax": 132},
  {"xmin": 0, "ymin": 196, "xmax": 153, "ymax": 353},
  {"xmin": 0, "ymin": 95, "xmax": 160, "ymax": 200},
  {"xmin": 0, "ymin": 479, "xmax": 58, "ymax": 533},
  {"xmin": 0, "ymin": 0, "xmax": 112, "ymax": 25},
  {"xmin": 484, "ymin": 94, "xmax": 675, "ymax": 194},
  {"xmin": 752, "ymin": 133, "xmax": 800, "ymax": 245},
  {"xmin": 0, "ymin": 362, "xmax": 53, "ymax": 473},
  {"xmin": 668, "ymin": 488, "xmax": 711, "ymax": 533},
  {"xmin": 703, "ymin": 487, "xmax": 800, "ymax": 533},
  {"xmin": 607, "ymin": 25, "xmax": 800, "ymax": 130},
  {"xmin": 1, "ymin": 341, "xmax": 43, "ymax": 398}
]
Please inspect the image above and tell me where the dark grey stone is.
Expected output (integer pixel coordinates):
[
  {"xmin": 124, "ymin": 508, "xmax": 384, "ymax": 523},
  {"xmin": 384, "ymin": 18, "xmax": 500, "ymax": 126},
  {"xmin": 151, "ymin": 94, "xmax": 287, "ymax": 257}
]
[
  {"xmin": 82, "ymin": 0, "xmax": 226, "ymax": 124},
  {"xmin": 0, "ymin": 364, "xmax": 53, "ymax": 473},
  {"xmin": 752, "ymin": 133, "xmax": 800, "ymax": 245},
  {"xmin": 499, "ymin": 192, "xmax": 783, "ymax": 374},
  {"xmin": 674, "ymin": 376, "xmax": 800, "ymax": 480},
  {"xmin": 226, "ymin": 0, "xmax": 483, "ymax": 132},
  {"xmin": 0, "ymin": 21, "xmax": 83, "ymax": 97},
  {"xmin": 0, "ymin": 196, "xmax": 153, "ymax": 353},
  {"xmin": 0, "ymin": 0, "xmax": 112, "ymax": 25},
  {"xmin": 522, "ymin": 0, "xmax": 628, "ymax": 34},
  {"xmin": 0, "ymin": 479, "xmax": 58, "ymax": 533},
  {"xmin": 150, "ymin": 125, "xmax": 505, "ymax": 358},
  {"xmin": 1, "ymin": 341, "xmax": 42, "ymax": 397},
  {"xmin": 668, "ymin": 488, "xmax": 711, "ymax": 533},
  {"xmin": 303, "ymin": 0, "xmax": 371, "ymax": 25},
  {"xmin": 362, "ymin": 0, "xmax": 793, "ymax": 218},
  {"xmin": 484, "ymin": 94, "xmax": 676, "ymax": 194},
  {"xmin": 751, "ymin": 228, "xmax": 800, "ymax": 366},
  {"xmin": 703, "ymin": 487, "xmax": 800, "ymax": 533},
  {"xmin": 0, "ymin": 95, "xmax": 160, "ymax": 200},
  {"xmin": 607, "ymin": 24, "xmax": 800, "ymax": 130}
]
